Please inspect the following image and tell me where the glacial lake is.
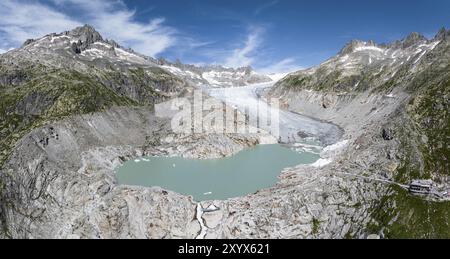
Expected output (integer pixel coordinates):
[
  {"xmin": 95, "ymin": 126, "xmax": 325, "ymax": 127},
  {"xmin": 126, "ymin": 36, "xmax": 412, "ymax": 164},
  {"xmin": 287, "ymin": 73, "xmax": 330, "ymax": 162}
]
[{"xmin": 116, "ymin": 144, "xmax": 320, "ymax": 201}]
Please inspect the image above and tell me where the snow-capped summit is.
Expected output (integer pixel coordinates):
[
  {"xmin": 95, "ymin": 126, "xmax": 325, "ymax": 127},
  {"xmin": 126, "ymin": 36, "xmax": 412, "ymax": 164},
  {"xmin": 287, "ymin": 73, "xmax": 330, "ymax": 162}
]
[
  {"xmin": 400, "ymin": 32, "xmax": 427, "ymax": 48},
  {"xmin": 339, "ymin": 40, "xmax": 380, "ymax": 55},
  {"xmin": 158, "ymin": 59, "xmax": 272, "ymax": 88},
  {"xmin": 9, "ymin": 25, "xmax": 271, "ymax": 88},
  {"xmin": 9, "ymin": 24, "xmax": 159, "ymax": 71},
  {"xmin": 434, "ymin": 27, "xmax": 450, "ymax": 41},
  {"xmin": 276, "ymin": 28, "xmax": 448, "ymax": 93}
]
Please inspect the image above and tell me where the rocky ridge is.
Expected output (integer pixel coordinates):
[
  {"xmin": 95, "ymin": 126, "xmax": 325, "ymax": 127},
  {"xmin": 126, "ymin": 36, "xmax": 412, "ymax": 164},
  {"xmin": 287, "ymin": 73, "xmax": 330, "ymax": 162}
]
[
  {"xmin": 157, "ymin": 59, "xmax": 272, "ymax": 88},
  {"xmin": 265, "ymin": 28, "xmax": 450, "ymax": 237},
  {"xmin": 6, "ymin": 24, "xmax": 271, "ymax": 88},
  {"xmin": 0, "ymin": 25, "xmax": 189, "ymax": 168}
]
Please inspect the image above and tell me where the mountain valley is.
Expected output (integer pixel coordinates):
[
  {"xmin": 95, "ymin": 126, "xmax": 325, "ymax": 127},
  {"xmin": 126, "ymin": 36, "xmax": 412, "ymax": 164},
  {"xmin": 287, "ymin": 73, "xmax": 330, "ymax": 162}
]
[{"xmin": 0, "ymin": 25, "xmax": 449, "ymax": 239}]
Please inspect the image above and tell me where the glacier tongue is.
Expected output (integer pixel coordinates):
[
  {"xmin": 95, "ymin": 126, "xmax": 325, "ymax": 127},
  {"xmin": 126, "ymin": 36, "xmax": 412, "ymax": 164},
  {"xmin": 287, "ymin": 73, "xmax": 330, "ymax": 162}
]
[{"xmin": 206, "ymin": 82, "xmax": 343, "ymax": 145}]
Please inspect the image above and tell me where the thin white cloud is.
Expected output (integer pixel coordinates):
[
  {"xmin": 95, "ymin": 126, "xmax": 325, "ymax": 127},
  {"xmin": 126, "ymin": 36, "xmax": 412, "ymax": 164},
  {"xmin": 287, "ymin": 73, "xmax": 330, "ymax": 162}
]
[
  {"xmin": 257, "ymin": 58, "xmax": 303, "ymax": 74},
  {"xmin": 52, "ymin": 0, "xmax": 176, "ymax": 56},
  {"xmin": 219, "ymin": 26, "xmax": 302, "ymax": 74},
  {"xmin": 190, "ymin": 24, "xmax": 303, "ymax": 75},
  {"xmin": 0, "ymin": 0, "xmax": 177, "ymax": 57},
  {"xmin": 0, "ymin": 0, "xmax": 303, "ymax": 71},
  {"xmin": 254, "ymin": 0, "xmax": 279, "ymax": 16},
  {"xmin": 224, "ymin": 27, "xmax": 264, "ymax": 68},
  {"xmin": 0, "ymin": 0, "xmax": 81, "ymax": 47},
  {"xmin": 184, "ymin": 39, "xmax": 216, "ymax": 49},
  {"xmin": 51, "ymin": 0, "xmax": 124, "ymax": 11}
]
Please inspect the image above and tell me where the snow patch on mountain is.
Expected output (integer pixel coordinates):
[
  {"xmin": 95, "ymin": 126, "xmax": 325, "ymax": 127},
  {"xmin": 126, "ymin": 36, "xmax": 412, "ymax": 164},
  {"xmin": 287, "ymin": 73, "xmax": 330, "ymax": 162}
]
[
  {"xmin": 159, "ymin": 63, "xmax": 273, "ymax": 88},
  {"xmin": 266, "ymin": 73, "xmax": 290, "ymax": 82},
  {"xmin": 354, "ymin": 46, "xmax": 385, "ymax": 52}
]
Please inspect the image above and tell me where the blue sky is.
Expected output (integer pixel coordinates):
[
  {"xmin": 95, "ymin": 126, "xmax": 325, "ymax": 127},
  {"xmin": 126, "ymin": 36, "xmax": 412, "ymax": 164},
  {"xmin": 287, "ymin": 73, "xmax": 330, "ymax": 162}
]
[{"xmin": 0, "ymin": 0, "xmax": 449, "ymax": 73}]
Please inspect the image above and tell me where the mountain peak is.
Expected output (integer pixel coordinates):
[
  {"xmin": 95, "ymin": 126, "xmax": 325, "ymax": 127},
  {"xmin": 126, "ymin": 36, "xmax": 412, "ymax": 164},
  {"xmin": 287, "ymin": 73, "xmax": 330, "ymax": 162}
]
[
  {"xmin": 67, "ymin": 24, "xmax": 103, "ymax": 42},
  {"xmin": 70, "ymin": 24, "xmax": 98, "ymax": 33},
  {"xmin": 338, "ymin": 40, "xmax": 378, "ymax": 55},
  {"xmin": 65, "ymin": 24, "xmax": 104, "ymax": 54},
  {"xmin": 401, "ymin": 32, "xmax": 427, "ymax": 48},
  {"xmin": 434, "ymin": 27, "xmax": 449, "ymax": 41}
]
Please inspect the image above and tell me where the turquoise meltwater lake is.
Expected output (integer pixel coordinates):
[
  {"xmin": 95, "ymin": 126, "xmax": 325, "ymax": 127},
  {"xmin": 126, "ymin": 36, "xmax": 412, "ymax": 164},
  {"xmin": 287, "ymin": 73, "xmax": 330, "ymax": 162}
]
[{"xmin": 115, "ymin": 144, "xmax": 320, "ymax": 201}]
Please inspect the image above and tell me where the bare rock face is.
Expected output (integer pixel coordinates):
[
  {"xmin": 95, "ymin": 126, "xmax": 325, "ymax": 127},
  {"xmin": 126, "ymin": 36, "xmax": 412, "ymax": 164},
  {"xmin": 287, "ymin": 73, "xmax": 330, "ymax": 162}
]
[
  {"xmin": 339, "ymin": 39, "xmax": 379, "ymax": 55},
  {"xmin": 0, "ymin": 107, "xmax": 265, "ymax": 239},
  {"xmin": 435, "ymin": 27, "xmax": 450, "ymax": 41},
  {"xmin": 203, "ymin": 210, "xmax": 223, "ymax": 229},
  {"xmin": 382, "ymin": 128, "xmax": 394, "ymax": 141},
  {"xmin": 67, "ymin": 25, "xmax": 111, "ymax": 56},
  {"xmin": 67, "ymin": 25, "xmax": 104, "ymax": 51},
  {"xmin": 22, "ymin": 39, "xmax": 35, "ymax": 47}
]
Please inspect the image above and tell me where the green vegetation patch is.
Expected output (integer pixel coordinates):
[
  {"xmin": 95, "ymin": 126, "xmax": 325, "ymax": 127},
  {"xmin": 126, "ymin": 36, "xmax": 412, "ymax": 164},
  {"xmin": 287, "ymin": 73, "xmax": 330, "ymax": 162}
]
[
  {"xmin": 0, "ymin": 67, "xmax": 139, "ymax": 168},
  {"xmin": 368, "ymin": 186, "xmax": 450, "ymax": 239}
]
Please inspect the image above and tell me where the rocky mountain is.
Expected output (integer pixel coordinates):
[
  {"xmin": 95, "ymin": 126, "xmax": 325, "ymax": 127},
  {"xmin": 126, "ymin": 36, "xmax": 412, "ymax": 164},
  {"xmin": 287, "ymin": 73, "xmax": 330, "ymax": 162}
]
[
  {"xmin": 268, "ymin": 28, "xmax": 450, "ymax": 237},
  {"xmin": 157, "ymin": 58, "xmax": 272, "ymax": 88},
  {"xmin": 0, "ymin": 25, "xmax": 272, "ymax": 239},
  {"xmin": 276, "ymin": 30, "xmax": 446, "ymax": 93},
  {"xmin": 0, "ymin": 25, "xmax": 274, "ymax": 238},
  {"xmin": 0, "ymin": 24, "xmax": 270, "ymax": 166},
  {"xmin": 2, "ymin": 24, "xmax": 271, "ymax": 89},
  {"xmin": 8, "ymin": 25, "xmax": 165, "ymax": 73},
  {"xmin": 0, "ymin": 25, "xmax": 192, "ymax": 168}
]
